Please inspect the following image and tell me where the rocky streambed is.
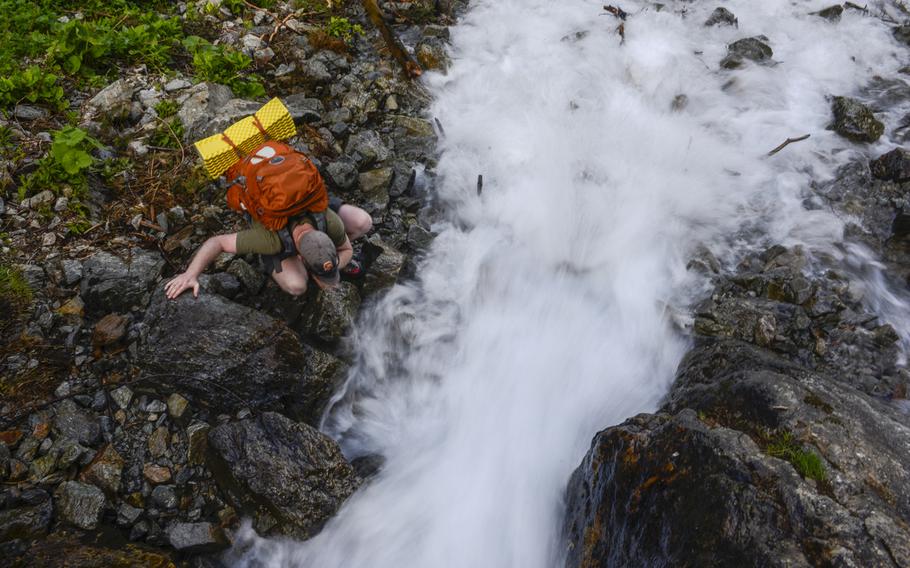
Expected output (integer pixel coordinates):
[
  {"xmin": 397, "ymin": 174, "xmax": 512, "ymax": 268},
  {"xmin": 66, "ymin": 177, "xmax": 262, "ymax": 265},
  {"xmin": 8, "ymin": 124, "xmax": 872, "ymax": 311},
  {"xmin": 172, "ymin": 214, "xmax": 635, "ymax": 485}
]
[{"xmin": 0, "ymin": 1, "xmax": 456, "ymax": 565}]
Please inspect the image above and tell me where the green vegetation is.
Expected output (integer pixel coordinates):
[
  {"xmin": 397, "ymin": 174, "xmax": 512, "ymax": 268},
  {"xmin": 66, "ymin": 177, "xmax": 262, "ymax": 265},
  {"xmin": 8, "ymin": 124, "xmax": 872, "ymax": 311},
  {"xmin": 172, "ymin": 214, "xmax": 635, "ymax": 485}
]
[
  {"xmin": 0, "ymin": 264, "xmax": 33, "ymax": 307},
  {"xmin": 182, "ymin": 36, "xmax": 266, "ymax": 99},
  {"xmin": 18, "ymin": 126, "xmax": 102, "ymax": 200},
  {"xmin": 766, "ymin": 431, "xmax": 827, "ymax": 482},
  {"xmin": 326, "ymin": 16, "xmax": 364, "ymax": 45},
  {"xmin": 150, "ymin": 117, "xmax": 185, "ymax": 149},
  {"xmin": 154, "ymin": 99, "xmax": 179, "ymax": 118}
]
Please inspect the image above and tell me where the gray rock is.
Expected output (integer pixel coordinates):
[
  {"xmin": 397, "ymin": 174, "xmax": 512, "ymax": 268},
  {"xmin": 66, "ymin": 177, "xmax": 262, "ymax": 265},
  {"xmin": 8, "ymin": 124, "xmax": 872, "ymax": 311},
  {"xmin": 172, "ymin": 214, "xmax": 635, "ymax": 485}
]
[
  {"xmin": 139, "ymin": 281, "xmax": 325, "ymax": 421},
  {"xmin": 209, "ymin": 272, "xmax": 242, "ymax": 299},
  {"xmin": 362, "ymin": 235, "xmax": 407, "ymax": 297},
  {"xmin": 61, "ymin": 259, "xmax": 83, "ymax": 286},
  {"xmin": 207, "ymin": 412, "xmax": 360, "ymax": 538},
  {"xmin": 79, "ymin": 444, "xmax": 124, "ymax": 495},
  {"xmin": 705, "ymin": 7, "xmax": 737, "ymax": 27},
  {"xmin": 80, "ymin": 249, "xmax": 163, "ymax": 315},
  {"xmin": 117, "ymin": 503, "xmax": 143, "ymax": 527},
  {"xmin": 164, "ymin": 78, "xmax": 192, "ymax": 93},
  {"xmin": 870, "ymin": 148, "xmax": 910, "ymax": 182},
  {"xmin": 407, "ymin": 224, "xmax": 435, "ymax": 250},
  {"xmin": 17, "ymin": 264, "xmax": 45, "ymax": 290},
  {"xmin": 57, "ymin": 481, "xmax": 105, "ymax": 530},
  {"xmin": 110, "ymin": 386, "xmax": 133, "ymax": 410},
  {"xmin": 302, "ymin": 59, "xmax": 332, "ymax": 84},
  {"xmin": 298, "ymin": 281, "xmax": 361, "ymax": 343},
  {"xmin": 54, "ymin": 399, "xmax": 101, "ymax": 446},
  {"xmin": 167, "ymin": 393, "xmax": 189, "ymax": 419},
  {"xmin": 21, "ymin": 189, "xmax": 55, "ymax": 210},
  {"xmin": 416, "ymin": 37, "xmax": 451, "ymax": 72},
  {"xmin": 148, "ymin": 426, "xmax": 169, "ymax": 458},
  {"xmin": 13, "ymin": 105, "xmax": 48, "ymax": 121},
  {"xmin": 345, "ymin": 130, "xmax": 390, "ymax": 169},
  {"xmin": 325, "ymin": 158, "xmax": 359, "ymax": 190},
  {"xmin": 227, "ymin": 258, "xmax": 266, "ymax": 295},
  {"xmin": 830, "ymin": 96, "xmax": 884, "ymax": 143},
  {"xmin": 358, "ymin": 168, "xmax": 393, "ymax": 213},
  {"xmin": 55, "ymin": 438, "xmax": 88, "ymax": 470},
  {"xmin": 814, "ymin": 5, "xmax": 843, "ymax": 21},
  {"xmin": 283, "ymin": 93, "xmax": 324, "ymax": 123},
  {"xmin": 721, "ymin": 36, "xmax": 773, "ymax": 69},
  {"xmin": 186, "ymin": 422, "xmax": 210, "ymax": 466},
  {"xmin": 167, "ymin": 522, "xmax": 228, "ymax": 553},
  {"xmin": 151, "ymin": 485, "xmax": 178, "ymax": 509},
  {"xmin": 177, "ymin": 82, "xmax": 234, "ymax": 142},
  {"xmin": 85, "ymin": 78, "xmax": 137, "ymax": 119},
  {"xmin": 894, "ymin": 25, "xmax": 910, "ymax": 46}
]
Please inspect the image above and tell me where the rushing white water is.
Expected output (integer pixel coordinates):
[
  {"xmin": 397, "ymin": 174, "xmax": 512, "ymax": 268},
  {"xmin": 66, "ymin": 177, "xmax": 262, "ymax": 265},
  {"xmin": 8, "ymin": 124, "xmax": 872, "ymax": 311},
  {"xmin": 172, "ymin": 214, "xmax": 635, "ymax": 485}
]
[{"xmin": 234, "ymin": 1, "xmax": 910, "ymax": 566}]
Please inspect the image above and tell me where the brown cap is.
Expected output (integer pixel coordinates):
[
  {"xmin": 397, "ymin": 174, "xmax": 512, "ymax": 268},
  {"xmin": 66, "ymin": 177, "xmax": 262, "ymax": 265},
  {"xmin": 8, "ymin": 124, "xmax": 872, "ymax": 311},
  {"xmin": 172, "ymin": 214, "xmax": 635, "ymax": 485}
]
[{"xmin": 297, "ymin": 230, "xmax": 340, "ymax": 287}]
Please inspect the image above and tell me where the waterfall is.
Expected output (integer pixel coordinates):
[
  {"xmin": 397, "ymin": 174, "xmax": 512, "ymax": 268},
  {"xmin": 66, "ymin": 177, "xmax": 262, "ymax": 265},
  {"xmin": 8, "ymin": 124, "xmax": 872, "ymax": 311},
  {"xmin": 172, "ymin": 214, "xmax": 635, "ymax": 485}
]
[{"xmin": 233, "ymin": 1, "xmax": 907, "ymax": 566}]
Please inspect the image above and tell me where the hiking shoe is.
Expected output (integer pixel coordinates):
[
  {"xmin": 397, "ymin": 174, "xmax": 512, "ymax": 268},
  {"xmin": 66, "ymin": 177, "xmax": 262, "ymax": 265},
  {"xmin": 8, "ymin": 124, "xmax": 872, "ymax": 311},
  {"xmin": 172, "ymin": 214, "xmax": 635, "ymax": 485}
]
[{"xmin": 340, "ymin": 258, "xmax": 364, "ymax": 280}]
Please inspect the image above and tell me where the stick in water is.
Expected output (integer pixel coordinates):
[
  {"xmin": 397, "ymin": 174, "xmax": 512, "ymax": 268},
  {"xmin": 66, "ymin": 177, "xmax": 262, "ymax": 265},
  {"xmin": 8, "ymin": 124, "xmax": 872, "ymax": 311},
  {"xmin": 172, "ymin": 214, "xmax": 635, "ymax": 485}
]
[{"xmin": 767, "ymin": 134, "xmax": 810, "ymax": 157}]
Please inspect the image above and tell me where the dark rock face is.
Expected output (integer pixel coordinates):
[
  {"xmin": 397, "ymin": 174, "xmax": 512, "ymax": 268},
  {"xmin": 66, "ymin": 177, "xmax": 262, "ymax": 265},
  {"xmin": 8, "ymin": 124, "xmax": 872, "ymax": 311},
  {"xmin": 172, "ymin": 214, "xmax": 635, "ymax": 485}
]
[
  {"xmin": 814, "ymin": 5, "xmax": 844, "ymax": 21},
  {"xmin": 80, "ymin": 250, "xmax": 163, "ymax": 314},
  {"xmin": 721, "ymin": 37, "xmax": 772, "ymax": 69},
  {"xmin": 564, "ymin": 237, "xmax": 910, "ymax": 567},
  {"xmin": 207, "ymin": 412, "xmax": 361, "ymax": 538},
  {"xmin": 140, "ymin": 281, "xmax": 331, "ymax": 423},
  {"xmin": 830, "ymin": 96, "xmax": 884, "ymax": 143}
]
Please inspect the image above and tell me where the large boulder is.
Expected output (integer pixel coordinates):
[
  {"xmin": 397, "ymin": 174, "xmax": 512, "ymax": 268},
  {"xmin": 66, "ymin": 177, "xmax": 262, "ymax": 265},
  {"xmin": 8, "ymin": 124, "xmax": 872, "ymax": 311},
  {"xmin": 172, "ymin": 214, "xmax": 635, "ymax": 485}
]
[
  {"xmin": 207, "ymin": 412, "xmax": 361, "ymax": 538},
  {"xmin": 139, "ymin": 279, "xmax": 335, "ymax": 423},
  {"xmin": 720, "ymin": 36, "xmax": 773, "ymax": 69},
  {"xmin": 176, "ymin": 82, "xmax": 234, "ymax": 142},
  {"xmin": 80, "ymin": 250, "xmax": 163, "ymax": 315}
]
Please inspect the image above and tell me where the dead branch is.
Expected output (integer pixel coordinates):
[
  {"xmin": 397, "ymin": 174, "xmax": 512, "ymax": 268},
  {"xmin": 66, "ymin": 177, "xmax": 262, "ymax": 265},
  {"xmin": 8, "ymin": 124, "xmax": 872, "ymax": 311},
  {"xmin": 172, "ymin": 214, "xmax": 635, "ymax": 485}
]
[
  {"xmin": 362, "ymin": 0, "xmax": 423, "ymax": 80},
  {"xmin": 767, "ymin": 134, "xmax": 810, "ymax": 156}
]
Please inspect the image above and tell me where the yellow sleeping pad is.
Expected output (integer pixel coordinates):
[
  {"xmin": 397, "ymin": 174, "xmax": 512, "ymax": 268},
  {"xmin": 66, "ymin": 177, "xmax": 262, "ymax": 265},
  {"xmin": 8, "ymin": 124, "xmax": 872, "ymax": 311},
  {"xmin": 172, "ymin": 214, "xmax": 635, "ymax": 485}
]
[{"xmin": 194, "ymin": 97, "xmax": 297, "ymax": 179}]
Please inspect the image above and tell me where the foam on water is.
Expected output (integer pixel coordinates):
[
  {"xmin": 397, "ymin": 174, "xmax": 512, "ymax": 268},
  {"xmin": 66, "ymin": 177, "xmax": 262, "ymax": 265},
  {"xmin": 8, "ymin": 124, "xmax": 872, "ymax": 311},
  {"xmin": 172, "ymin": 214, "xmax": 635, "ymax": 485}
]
[{"xmin": 232, "ymin": 1, "xmax": 910, "ymax": 566}]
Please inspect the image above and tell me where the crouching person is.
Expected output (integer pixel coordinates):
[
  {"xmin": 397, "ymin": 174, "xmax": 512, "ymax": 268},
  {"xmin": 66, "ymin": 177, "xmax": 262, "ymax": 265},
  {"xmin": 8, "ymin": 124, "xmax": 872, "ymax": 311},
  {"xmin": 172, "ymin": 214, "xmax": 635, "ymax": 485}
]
[{"xmin": 164, "ymin": 201, "xmax": 372, "ymax": 300}]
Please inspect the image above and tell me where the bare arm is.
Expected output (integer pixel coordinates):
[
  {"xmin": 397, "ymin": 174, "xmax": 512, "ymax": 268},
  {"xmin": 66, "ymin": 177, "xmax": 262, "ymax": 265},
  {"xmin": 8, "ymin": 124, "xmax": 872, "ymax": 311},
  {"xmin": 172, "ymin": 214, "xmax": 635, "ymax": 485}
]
[{"xmin": 164, "ymin": 234, "xmax": 238, "ymax": 299}]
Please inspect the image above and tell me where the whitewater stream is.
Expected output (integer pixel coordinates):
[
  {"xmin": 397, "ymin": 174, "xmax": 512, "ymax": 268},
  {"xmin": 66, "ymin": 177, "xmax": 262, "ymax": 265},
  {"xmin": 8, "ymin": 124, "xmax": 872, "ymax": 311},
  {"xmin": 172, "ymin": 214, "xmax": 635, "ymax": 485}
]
[{"xmin": 235, "ymin": 1, "xmax": 910, "ymax": 566}]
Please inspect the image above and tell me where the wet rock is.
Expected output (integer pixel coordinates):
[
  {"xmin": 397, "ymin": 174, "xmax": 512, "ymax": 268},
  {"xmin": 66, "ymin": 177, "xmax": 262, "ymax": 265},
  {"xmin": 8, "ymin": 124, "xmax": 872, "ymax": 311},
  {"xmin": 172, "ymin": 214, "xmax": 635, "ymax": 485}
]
[
  {"xmin": 298, "ymin": 281, "xmax": 361, "ymax": 343},
  {"xmin": 416, "ymin": 37, "xmax": 451, "ymax": 71},
  {"xmin": 362, "ymin": 235, "xmax": 407, "ymax": 297},
  {"xmin": 830, "ymin": 96, "xmax": 884, "ymax": 143},
  {"xmin": 54, "ymin": 399, "xmax": 101, "ymax": 446},
  {"xmin": 565, "ymin": 338, "xmax": 910, "ymax": 568},
  {"xmin": 79, "ymin": 444, "xmax": 124, "ymax": 496},
  {"xmin": 57, "ymin": 481, "xmax": 106, "ymax": 530},
  {"xmin": 80, "ymin": 250, "xmax": 163, "ymax": 315},
  {"xmin": 92, "ymin": 313, "xmax": 129, "ymax": 348},
  {"xmin": 110, "ymin": 386, "xmax": 133, "ymax": 410},
  {"xmin": 345, "ymin": 130, "xmax": 390, "ymax": 169},
  {"xmin": 13, "ymin": 105, "xmax": 48, "ymax": 121},
  {"xmin": 325, "ymin": 157, "xmax": 359, "ymax": 190},
  {"xmin": 151, "ymin": 485, "xmax": 178, "ymax": 509},
  {"xmin": 227, "ymin": 258, "xmax": 265, "ymax": 295},
  {"xmin": 208, "ymin": 272, "xmax": 242, "ymax": 299},
  {"xmin": 720, "ymin": 36, "xmax": 773, "ymax": 69},
  {"xmin": 186, "ymin": 422, "xmax": 210, "ymax": 466},
  {"xmin": 870, "ymin": 148, "xmax": 910, "ymax": 182},
  {"xmin": 177, "ymin": 82, "xmax": 234, "ymax": 134},
  {"xmin": 143, "ymin": 464, "xmax": 172, "ymax": 484},
  {"xmin": 9, "ymin": 532, "xmax": 177, "ymax": 567},
  {"xmin": 167, "ymin": 521, "xmax": 228, "ymax": 553},
  {"xmin": 814, "ymin": 5, "xmax": 843, "ymax": 21},
  {"xmin": 148, "ymin": 426, "xmax": 169, "ymax": 459},
  {"xmin": 207, "ymin": 412, "xmax": 361, "ymax": 538},
  {"xmin": 0, "ymin": 493, "xmax": 52, "ymax": 543},
  {"xmin": 894, "ymin": 25, "xmax": 910, "ymax": 46},
  {"xmin": 358, "ymin": 168, "xmax": 393, "ymax": 213},
  {"xmin": 117, "ymin": 503, "xmax": 142, "ymax": 527},
  {"xmin": 140, "ymin": 282, "xmax": 317, "ymax": 420},
  {"xmin": 167, "ymin": 393, "xmax": 189, "ymax": 419}
]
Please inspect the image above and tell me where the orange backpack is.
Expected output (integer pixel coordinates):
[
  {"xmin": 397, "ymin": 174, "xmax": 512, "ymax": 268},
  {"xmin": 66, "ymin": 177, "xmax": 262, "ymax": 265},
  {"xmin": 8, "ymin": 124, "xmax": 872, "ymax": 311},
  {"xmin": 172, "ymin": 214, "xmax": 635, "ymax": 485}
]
[{"xmin": 224, "ymin": 140, "xmax": 329, "ymax": 230}]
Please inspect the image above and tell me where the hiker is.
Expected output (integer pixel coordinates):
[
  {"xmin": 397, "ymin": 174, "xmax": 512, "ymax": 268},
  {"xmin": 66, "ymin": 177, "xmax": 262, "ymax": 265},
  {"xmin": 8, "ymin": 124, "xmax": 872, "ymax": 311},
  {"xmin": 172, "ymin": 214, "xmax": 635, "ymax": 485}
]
[
  {"xmin": 165, "ymin": 137, "xmax": 373, "ymax": 300},
  {"xmin": 164, "ymin": 199, "xmax": 372, "ymax": 300}
]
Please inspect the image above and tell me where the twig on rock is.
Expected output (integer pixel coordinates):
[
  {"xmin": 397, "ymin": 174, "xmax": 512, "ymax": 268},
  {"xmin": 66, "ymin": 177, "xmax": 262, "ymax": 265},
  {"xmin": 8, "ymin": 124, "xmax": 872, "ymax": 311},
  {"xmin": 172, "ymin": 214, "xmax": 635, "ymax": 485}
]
[{"xmin": 767, "ymin": 134, "xmax": 810, "ymax": 157}]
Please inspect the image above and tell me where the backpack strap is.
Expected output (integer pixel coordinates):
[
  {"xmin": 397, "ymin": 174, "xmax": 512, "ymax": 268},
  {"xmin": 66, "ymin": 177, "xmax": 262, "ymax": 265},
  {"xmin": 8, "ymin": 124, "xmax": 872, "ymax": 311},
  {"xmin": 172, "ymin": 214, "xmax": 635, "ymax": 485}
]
[
  {"xmin": 262, "ymin": 227, "xmax": 297, "ymax": 275},
  {"xmin": 311, "ymin": 211, "xmax": 327, "ymax": 234},
  {"xmin": 221, "ymin": 134, "xmax": 244, "ymax": 159}
]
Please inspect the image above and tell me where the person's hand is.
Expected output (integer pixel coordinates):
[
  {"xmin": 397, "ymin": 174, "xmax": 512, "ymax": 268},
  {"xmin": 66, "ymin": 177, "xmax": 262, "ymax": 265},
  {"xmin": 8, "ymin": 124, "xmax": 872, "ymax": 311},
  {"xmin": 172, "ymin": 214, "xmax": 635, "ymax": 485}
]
[{"xmin": 165, "ymin": 272, "xmax": 200, "ymax": 300}]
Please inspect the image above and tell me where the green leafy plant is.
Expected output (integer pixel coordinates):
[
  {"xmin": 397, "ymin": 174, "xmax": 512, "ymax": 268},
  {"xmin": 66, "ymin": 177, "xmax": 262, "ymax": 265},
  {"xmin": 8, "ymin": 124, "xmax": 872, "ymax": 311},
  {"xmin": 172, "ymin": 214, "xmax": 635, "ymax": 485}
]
[
  {"xmin": 326, "ymin": 16, "xmax": 363, "ymax": 44},
  {"xmin": 19, "ymin": 126, "xmax": 102, "ymax": 200},
  {"xmin": 183, "ymin": 35, "xmax": 265, "ymax": 98},
  {"xmin": 0, "ymin": 264, "xmax": 33, "ymax": 308},
  {"xmin": 0, "ymin": 65, "xmax": 65, "ymax": 110},
  {"xmin": 150, "ymin": 117, "xmax": 185, "ymax": 149}
]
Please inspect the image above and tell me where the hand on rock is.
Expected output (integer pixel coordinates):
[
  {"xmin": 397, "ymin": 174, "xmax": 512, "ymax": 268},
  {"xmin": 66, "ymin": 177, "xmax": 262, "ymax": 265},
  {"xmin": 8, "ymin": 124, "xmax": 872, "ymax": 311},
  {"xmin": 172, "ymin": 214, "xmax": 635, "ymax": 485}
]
[{"xmin": 165, "ymin": 273, "xmax": 199, "ymax": 300}]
